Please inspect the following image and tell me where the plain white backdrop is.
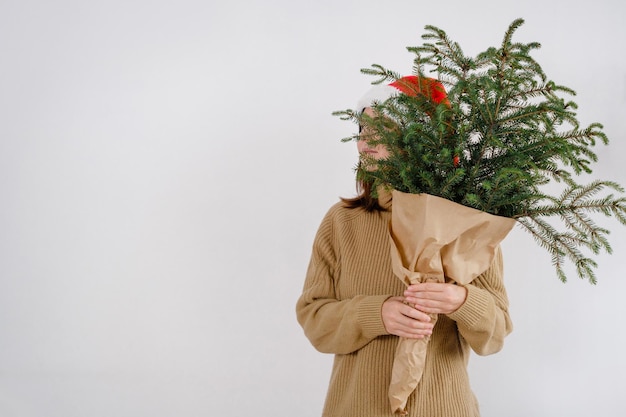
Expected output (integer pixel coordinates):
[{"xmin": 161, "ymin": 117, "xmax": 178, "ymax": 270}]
[{"xmin": 1, "ymin": 0, "xmax": 625, "ymax": 416}]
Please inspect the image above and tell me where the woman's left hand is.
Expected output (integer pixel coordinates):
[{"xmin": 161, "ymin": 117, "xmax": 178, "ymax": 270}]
[{"xmin": 403, "ymin": 282, "xmax": 468, "ymax": 315}]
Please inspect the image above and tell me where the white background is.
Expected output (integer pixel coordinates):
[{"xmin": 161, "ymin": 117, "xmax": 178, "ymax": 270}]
[{"xmin": 1, "ymin": 0, "xmax": 625, "ymax": 416}]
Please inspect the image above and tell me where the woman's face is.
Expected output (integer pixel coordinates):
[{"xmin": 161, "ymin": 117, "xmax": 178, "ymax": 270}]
[{"xmin": 357, "ymin": 107, "xmax": 390, "ymax": 160}]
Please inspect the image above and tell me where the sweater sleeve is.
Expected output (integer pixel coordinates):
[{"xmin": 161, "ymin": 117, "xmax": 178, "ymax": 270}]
[
  {"xmin": 295, "ymin": 209, "xmax": 391, "ymax": 355},
  {"xmin": 447, "ymin": 246, "xmax": 513, "ymax": 356}
]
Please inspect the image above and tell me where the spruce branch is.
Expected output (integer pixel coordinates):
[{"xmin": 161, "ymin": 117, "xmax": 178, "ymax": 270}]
[{"xmin": 336, "ymin": 19, "xmax": 625, "ymax": 284}]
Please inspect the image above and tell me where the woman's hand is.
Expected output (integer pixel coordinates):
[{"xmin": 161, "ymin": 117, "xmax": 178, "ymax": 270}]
[
  {"xmin": 403, "ymin": 282, "xmax": 468, "ymax": 315},
  {"xmin": 381, "ymin": 297, "xmax": 434, "ymax": 339}
]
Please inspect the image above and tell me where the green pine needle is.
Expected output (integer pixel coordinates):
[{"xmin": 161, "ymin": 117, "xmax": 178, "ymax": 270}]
[{"xmin": 335, "ymin": 18, "xmax": 626, "ymax": 284}]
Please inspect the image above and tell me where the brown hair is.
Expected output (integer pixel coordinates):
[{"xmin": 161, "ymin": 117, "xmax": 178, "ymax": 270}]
[
  {"xmin": 341, "ymin": 125, "xmax": 386, "ymax": 211},
  {"xmin": 340, "ymin": 179, "xmax": 384, "ymax": 212}
]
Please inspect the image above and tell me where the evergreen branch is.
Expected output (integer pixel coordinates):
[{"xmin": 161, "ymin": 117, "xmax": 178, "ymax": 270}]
[
  {"xmin": 360, "ymin": 65, "xmax": 402, "ymax": 85},
  {"xmin": 335, "ymin": 18, "xmax": 624, "ymax": 284},
  {"xmin": 517, "ymin": 216, "xmax": 599, "ymax": 283}
]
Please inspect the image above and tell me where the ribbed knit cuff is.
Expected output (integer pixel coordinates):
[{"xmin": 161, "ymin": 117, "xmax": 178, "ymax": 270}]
[
  {"xmin": 356, "ymin": 294, "xmax": 393, "ymax": 339},
  {"xmin": 447, "ymin": 285, "xmax": 491, "ymax": 328}
]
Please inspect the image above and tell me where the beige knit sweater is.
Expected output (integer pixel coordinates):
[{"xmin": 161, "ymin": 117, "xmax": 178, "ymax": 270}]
[{"xmin": 296, "ymin": 191, "xmax": 512, "ymax": 417}]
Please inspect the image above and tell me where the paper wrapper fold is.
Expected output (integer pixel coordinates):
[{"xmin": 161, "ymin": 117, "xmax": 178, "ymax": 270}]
[{"xmin": 388, "ymin": 190, "xmax": 516, "ymax": 414}]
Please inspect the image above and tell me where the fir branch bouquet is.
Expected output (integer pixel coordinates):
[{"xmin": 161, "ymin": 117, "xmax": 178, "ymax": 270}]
[{"xmin": 335, "ymin": 18, "xmax": 626, "ymax": 285}]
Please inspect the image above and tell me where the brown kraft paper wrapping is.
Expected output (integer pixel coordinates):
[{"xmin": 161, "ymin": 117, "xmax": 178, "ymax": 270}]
[{"xmin": 388, "ymin": 190, "xmax": 516, "ymax": 415}]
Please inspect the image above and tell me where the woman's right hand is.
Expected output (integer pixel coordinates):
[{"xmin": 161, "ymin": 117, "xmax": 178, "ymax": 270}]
[{"xmin": 382, "ymin": 297, "xmax": 434, "ymax": 339}]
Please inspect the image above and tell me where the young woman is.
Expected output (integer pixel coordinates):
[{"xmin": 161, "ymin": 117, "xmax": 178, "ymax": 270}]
[{"xmin": 296, "ymin": 76, "xmax": 512, "ymax": 417}]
